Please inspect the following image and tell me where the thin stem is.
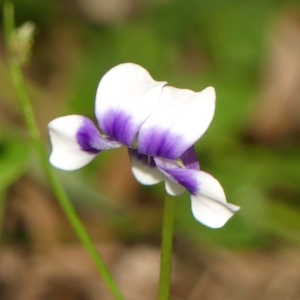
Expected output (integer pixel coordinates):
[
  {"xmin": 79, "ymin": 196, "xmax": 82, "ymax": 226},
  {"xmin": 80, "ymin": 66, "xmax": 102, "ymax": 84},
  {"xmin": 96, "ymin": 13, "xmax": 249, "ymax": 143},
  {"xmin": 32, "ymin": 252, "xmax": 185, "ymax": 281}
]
[
  {"xmin": 3, "ymin": 3, "xmax": 125, "ymax": 300},
  {"xmin": 158, "ymin": 193, "xmax": 175, "ymax": 300},
  {"xmin": 0, "ymin": 192, "xmax": 5, "ymax": 242}
]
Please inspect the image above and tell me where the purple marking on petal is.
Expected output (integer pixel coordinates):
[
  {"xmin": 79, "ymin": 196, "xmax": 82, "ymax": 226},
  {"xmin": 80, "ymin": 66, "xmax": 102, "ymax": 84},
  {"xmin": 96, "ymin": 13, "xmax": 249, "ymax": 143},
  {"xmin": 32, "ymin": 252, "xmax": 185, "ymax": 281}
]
[
  {"xmin": 76, "ymin": 118, "xmax": 120, "ymax": 154},
  {"xmin": 99, "ymin": 110, "xmax": 136, "ymax": 146},
  {"xmin": 128, "ymin": 149, "xmax": 156, "ymax": 168},
  {"xmin": 180, "ymin": 146, "xmax": 200, "ymax": 170},
  {"xmin": 138, "ymin": 128, "xmax": 183, "ymax": 159},
  {"xmin": 166, "ymin": 168, "xmax": 199, "ymax": 194},
  {"xmin": 154, "ymin": 157, "xmax": 199, "ymax": 194},
  {"xmin": 76, "ymin": 120, "xmax": 101, "ymax": 154}
]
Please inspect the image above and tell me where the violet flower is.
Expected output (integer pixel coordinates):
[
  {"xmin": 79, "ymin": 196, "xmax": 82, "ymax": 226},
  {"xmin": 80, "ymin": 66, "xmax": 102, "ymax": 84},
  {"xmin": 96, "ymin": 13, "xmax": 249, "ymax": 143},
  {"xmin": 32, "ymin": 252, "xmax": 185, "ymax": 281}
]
[{"xmin": 48, "ymin": 63, "xmax": 239, "ymax": 228}]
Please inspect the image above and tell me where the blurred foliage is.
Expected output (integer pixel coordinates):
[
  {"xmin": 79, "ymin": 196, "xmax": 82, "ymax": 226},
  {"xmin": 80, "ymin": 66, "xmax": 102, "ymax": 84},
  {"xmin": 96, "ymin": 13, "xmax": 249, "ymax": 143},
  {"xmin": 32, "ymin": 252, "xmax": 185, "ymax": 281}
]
[
  {"xmin": 0, "ymin": 129, "xmax": 29, "ymax": 238},
  {"xmin": 1, "ymin": 0, "xmax": 300, "ymax": 250},
  {"xmin": 0, "ymin": 131, "xmax": 29, "ymax": 193}
]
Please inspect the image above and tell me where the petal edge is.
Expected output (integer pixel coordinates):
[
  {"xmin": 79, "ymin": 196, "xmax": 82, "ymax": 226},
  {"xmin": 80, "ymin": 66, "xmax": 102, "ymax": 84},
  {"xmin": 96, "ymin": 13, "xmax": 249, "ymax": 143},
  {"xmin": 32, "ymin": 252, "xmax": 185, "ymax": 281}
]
[
  {"xmin": 48, "ymin": 115, "xmax": 120, "ymax": 171},
  {"xmin": 191, "ymin": 171, "xmax": 240, "ymax": 228}
]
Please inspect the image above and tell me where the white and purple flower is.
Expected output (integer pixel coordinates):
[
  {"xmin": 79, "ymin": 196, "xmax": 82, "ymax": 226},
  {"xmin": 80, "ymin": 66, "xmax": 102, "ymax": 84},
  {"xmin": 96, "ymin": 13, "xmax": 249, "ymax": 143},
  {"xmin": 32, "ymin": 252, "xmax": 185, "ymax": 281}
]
[{"xmin": 48, "ymin": 63, "xmax": 239, "ymax": 228}]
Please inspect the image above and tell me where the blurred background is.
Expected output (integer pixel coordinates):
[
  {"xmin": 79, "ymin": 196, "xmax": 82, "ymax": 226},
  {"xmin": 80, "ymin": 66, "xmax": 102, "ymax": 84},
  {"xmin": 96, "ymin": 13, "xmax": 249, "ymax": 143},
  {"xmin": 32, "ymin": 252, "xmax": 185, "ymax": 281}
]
[{"xmin": 1, "ymin": 0, "xmax": 300, "ymax": 299}]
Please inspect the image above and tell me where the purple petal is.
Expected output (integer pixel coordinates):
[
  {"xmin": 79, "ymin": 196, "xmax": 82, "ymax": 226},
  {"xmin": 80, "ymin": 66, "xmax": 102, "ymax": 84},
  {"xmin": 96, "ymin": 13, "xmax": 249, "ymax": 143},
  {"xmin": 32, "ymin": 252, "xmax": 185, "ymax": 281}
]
[
  {"xmin": 76, "ymin": 117, "xmax": 120, "ymax": 153},
  {"xmin": 48, "ymin": 115, "xmax": 121, "ymax": 171},
  {"xmin": 180, "ymin": 146, "xmax": 200, "ymax": 170},
  {"xmin": 161, "ymin": 147, "xmax": 199, "ymax": 195},
  {"xmin": 95, "ymin": 63, "xmax": 166, "ymax": 146},
  {"xmin": 154, "ymin": 157, "xmax": 240, "ymax": 228},
  {"xmin": 154, "ymin": 157, "xmax": 199, "ymax": 194},
  {"xmin": 138, "ymin": 86, "xmax": 215, "ymax": 159},
  {"xmin": 137, "ymin": 129, "xmax": 182, "ymax": 159},
  {"xmin": 100, "ymin": 110, "xmax": 138, "ymax": 146}
]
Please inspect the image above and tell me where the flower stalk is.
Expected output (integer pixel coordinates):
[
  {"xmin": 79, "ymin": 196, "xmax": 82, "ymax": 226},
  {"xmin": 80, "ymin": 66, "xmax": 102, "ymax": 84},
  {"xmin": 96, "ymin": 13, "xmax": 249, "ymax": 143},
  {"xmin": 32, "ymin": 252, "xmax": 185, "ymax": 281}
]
[
  {"xmin": 158, "ymin": 193, "xmax": 175, "ymax": 300},
  {"xmin": 3, "ymin": 3, "xmax": 125, "ymax": 300}
]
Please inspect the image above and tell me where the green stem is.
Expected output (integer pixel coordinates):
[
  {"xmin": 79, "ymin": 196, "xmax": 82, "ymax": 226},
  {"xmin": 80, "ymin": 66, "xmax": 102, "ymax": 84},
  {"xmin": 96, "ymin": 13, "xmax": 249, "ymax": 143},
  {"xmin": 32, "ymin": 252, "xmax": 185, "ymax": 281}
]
[
  {"xmin": 0, "ymin": 192, "xmax": 5, "ymax": 242},
  {"xmin": 3, "ymin": 3, "xmax": 125, "ymax": 300},
  {"xmin": 158, "ymin": 193, "xmax": 175, "ymax": 300}
]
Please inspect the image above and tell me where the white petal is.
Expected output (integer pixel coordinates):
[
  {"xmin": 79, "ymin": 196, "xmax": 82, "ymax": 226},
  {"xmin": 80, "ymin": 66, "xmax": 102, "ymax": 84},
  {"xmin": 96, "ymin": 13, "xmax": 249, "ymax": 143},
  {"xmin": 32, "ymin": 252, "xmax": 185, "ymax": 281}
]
[
  {"xmin": 165, "ymin": 180, "xmax": 185, "ymax": 196},
  {"xmin": 129, "ymin": 150, "xmax": 165, "ymax": 185},
  {"xmin": 95, "ymin": 63, "xmax": 166, "ymax": 146},
  {"xmin": 138, "ymin": 86, "xmax": 215, "ymax": 159},
  {"xmin": 155, "ymin": 156, "xmax": 239, "ymax": 228},
  {"xmin": 48, "ymin": 115, "xmax": 120, "ymax": 171},
  {"xmin": 191, "ymin": 171, "xmax": 240, "ymax": 228}
]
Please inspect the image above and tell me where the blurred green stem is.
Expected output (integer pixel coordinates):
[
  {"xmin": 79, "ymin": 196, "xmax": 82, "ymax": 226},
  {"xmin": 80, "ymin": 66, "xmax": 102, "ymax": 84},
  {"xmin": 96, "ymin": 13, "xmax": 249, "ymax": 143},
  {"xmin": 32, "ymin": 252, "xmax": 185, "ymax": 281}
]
[
  {"xmin": 3, "ymin": 3, "xmax": 125, "ymax": 300},
  {"xmin": 0, "ymin": 192, "xmax": 5, "ymax": 241},
  {"xmin": 158, "ymin": 193, "xmax": 175, "ymax": 300}
]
